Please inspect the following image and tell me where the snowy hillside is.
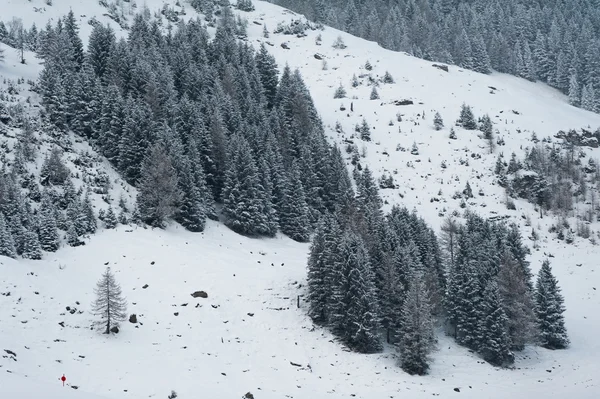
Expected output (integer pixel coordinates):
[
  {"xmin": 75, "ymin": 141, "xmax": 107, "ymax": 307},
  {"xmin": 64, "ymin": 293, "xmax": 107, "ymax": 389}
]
[{"xmin": 2, "ymin": 1, "xmax": 600, "ymax": 398}]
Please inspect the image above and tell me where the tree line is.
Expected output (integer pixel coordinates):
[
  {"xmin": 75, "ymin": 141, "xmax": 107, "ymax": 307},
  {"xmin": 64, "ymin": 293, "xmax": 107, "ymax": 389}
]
[
  {"xmin": 1, "ymin": 2, "xmax": 570, "ymax": 376},
  {"xmin": 34, "ymin": 5, "xmax": 354, "ymax": 240},
  {"xmin": 270, "ymin": 0, "xmax": 600, "ymax": 114},
  {"xmin": 308, "ymin": 172, "xmax": 569, "ymax": 374},
  {"xmin": 496, "ymin": 134, "xmax": 600, "ymax": 242}
]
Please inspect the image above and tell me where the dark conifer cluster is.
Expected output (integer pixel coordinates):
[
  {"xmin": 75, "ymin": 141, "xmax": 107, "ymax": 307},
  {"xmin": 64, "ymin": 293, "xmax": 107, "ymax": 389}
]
[
  {"xmin": 271, "ymin": 0, "xmax": 600, "ymax": 113},
  {"xmin": 309, "ymin": 193, "xmax": 569, "ymax": 373},
  {"xmin": 0, "ymin": 3, "xmax": 571, "ymax": 375},
  {"xmin": 0, "ymin": 123, "xmax": 99, "ymax": 259},
  {"xmin": 308, "ymin": 166, "xmax": 444, "ymax": 374},
  {"xmin": 444, "ymin": 214, "xmax": 539, "ymax": 367},
  {"xmin": 35, "ymin": 6, "xmax": 350, "ymax": 240}
]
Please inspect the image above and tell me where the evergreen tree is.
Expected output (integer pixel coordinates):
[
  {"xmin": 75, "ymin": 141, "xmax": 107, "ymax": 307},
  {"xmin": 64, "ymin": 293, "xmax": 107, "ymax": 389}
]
[
  {"xmin": 382, "ymin": 71, "xmax": 394, "ymax": 84},
  {"xmin": 279, "ymin": 163, "xmax": 310, "ymax": 242},
  {"xmin": 457, "ymin": 103, "xmax": 477, "ymax": 130},
  {"xmin": 471, "ymin": 34, "xmax": 491, "ymax": 74},
  {"xmin": 507, "ymin": 152, "xmax": 521, "ymax": 174},
  {"xmin": 568, "ymin": 75, "xmax": 580, "ymax": 107},
  {"xmin": 334, "ymin": 83, "xmax": 346, "ymax": 99},
  {"xmin": 92, "ymin": 267, "xmax": 127, "ymax": 334},
  {"xmin": 63, "ymin": 10, "xmax": 84, "ymax": 70},
  {"xmin": 369, "ymin": 86, "xmax": 380, "ymax": 100},
  {"xmin": 433, "ymin": 112, "xmax": 444, "ymax": 130},
  {"xmin": 81, "ymin": 191, "xmax": 97, "ymax": 234},
  {"xmin": 581, "ymin": 84, "xmax": 597, "ymax": 112},
  {"xmin": 377, "ymin": 244, "xmax": 408, "ymax": 344},
  {"xmin": 535, "ymin": 260, "xmax": 569, "ymax": 349},
  {"xmin": 330, "ymin": 232, "xmax": 382, "ymax": 353},
  {"xmin": 497, "ymin": 251, "xmax": 537, "ymax": 351},
  {"xmin": 87, "ymin": 24, "xmax": 115, "ymax": 80},
  {"xmin": 104, "ymin": 207, "xmax": 118, "ymax": 229},
  {"xmin": 399, "ymin": 271, "xmax": 435, "ymax": 375},
  {"xmin": 38, "ymin": 195, "xmax": 59, "ymax": 252},
  {"xmin": 307, "ymin": 215, "xmax": 340, "ymax": 325},
  {"xmin": 255, "ymin": 43, "xmax": 279, "ymax": 108},
  {"xmin": 477, "ymin": 281, "xmax": 514, "ymax": 367},
  {"xmin": 66, "ymin": 220, "xmax": 82, "ymax": 247},
  {"xmin": 21, "ymin": 231, "xmax": 42, "ymax": 260},
  {"xmin": 236, "ymin": 0, "xmax": 255, "ymax": 12},
  {"xmin": 222, "ymin": 135, "xmax": 272, "ymax": 236},
  {"xmin": 0, "ymin": 213, "xmax": 17, "ymax": 258},
  {"xmin": 449, "ymin": 127, "xmax": 457, "ymax": 139},
  {"xmin": 480, "ymin": 114, "xmax": 494, "ymax": 140},
  {"xmin": 40, "ymin": 148, "xmax": 70, "ymax": 186},
  {"xmin": 137, "ymin": 143, "xmax": 182, "ymax": 228},
  {"xmin": 359, "ymin": 118, "xmax": 370, "ymax": 141},
  {"xmin": 455, "ymin": 29, "xmax": 473, "ymax": 70}
]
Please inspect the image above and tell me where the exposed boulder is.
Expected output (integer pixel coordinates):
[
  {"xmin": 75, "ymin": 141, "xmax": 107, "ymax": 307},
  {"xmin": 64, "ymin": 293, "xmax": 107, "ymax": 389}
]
[
  {"xmin": 129, "ymin": 314, "xmax": 138, "ymax": 324},
  {"xmin": 432, "ymin": 64, "xmax": 449, "ymax": 72},
  {"xmin": 191, "ymin": 291, "xmax": 208, "ymax": 298},
  {"xmin": 392, "ymin": 99, "xmax": 414, "ymax": 106}
]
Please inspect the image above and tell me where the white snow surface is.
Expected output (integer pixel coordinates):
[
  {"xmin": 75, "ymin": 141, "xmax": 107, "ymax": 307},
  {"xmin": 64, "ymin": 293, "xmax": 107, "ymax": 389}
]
[{"xmin": 1, "ymin": 1, "xmax": 600, "ymax": 398}]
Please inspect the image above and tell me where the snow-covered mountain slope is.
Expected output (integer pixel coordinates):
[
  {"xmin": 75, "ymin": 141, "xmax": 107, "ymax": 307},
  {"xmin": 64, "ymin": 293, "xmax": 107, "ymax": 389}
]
[
  {"xmin": 0, "ymin": 41, "xmax": 137, "ymax": 226},
  {"xmin": 1, "ymin": 1, "xmax": 600, "ymax": 398},
  {"xmin": 2, "ymin": 222, "xmax": 597, "ymax": 399}
]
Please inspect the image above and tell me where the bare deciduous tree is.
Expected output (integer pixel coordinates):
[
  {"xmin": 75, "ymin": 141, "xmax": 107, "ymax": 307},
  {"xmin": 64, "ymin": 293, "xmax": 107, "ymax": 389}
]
[{"xmin": 92, "ymin": 267, "xmax": 127, "ymax": 334}]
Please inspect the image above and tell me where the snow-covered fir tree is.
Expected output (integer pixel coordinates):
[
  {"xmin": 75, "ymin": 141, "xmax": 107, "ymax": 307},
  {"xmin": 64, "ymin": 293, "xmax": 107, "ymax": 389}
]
[
  {"xmin": 104, "ymin": 207, "xmax": 118, "ymax": 229},
  {"xmin": 137, "ymin": 143, "xmax": 182, "ymax": 228},
  {"xmin": 369, "ymin": 86, "xmax": 379, "ymax": 100},
  {"xmin": 0, "ymin": 213, "xmax": 17, "ymax": 258},
  {"xmin": 334, "ymin": 83, "xmax": 346, "ymax": 99},
  {"xmin": 433, "ymin": 112, "xmax": 444, "ymax": 131},
  {"xmin": 330, "ymin": 232, "xmax": 382, "ymax": 353},
  {"xmin": 399, "ymin": 271, "xmax": 435, "ymax": 375},
  {"xmin": 457, "ymin": 103, "xmax": 477, "ymax": 130},
  {"xmin": 535, "ymin": 260, "xmax": 569, "ymax": 349},
  {"xmin": 477, "ymin": 281, "xmax": 514, "ymax": 367}
]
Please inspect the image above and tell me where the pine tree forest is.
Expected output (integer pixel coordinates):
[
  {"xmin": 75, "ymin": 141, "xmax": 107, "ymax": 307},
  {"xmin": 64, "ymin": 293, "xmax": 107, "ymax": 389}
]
[
  {"xmin": 0, "ymin": 0, "xmax": 571, "ymax": 375},
  {"xmin": 270, "ymin": 0, "xmax": 600, "ymax": 114}
]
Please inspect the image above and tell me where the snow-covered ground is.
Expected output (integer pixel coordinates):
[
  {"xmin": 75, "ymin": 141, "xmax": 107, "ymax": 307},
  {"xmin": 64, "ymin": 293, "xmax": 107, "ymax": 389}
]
[{"xmin": 1, "ymin": 1, "xmax": 600, "ymax": 398}]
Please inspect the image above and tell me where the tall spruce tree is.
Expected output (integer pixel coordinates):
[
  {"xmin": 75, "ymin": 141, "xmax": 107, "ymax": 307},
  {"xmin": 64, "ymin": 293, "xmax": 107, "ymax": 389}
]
[
  {"xmin": 279, "ymin": 162, "xmax": 311, "ymax": 242},
  {"xmin": 330, "ymin": 232, "xmax": 382, "ymax": 353},
  {"xmin": 222, "ymin": 134, "xmax": 273, "ymax": 236},
  {"xmin": 477, "ymin": 281, "xmax": 514, "ymax": 367},
  {"xmin": 0, "ymin": 213, "xmax": 17, "ymax": 258},
  {"xmin": 307, "ymin": 215, "xmax": 341, "ymax": 325},
  {"xmin": 497, "ymin": 251, "xmax": 537, "ymax": 351},
  {"xmin": 38, "ymin": 194, "xmax": 60, "ymax": 252},
  {"xmin": 399, "ymin": 271, "xmax": 435, "ymax": 375},
  {"xmin": 137, "ymin": 143, "xmax": 182, "ymax": 228},
  {"xmin": 457, "ymin": 103, "xmax": 477, "ymax": 130},
  {"xmin": 535, "ymin": 260, "xmax": 569, "ymax": 349}
]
